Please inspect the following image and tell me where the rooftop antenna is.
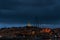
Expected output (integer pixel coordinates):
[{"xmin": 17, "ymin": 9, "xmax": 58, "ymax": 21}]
[{"xmin": 35, "ymin": 16, "xmax": 40, "ymax": 27}]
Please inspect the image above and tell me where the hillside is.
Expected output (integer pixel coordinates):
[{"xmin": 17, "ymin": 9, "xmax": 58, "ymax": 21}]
[{"xmin": 0, "ymin": 26, "xmax": 60, "ymax": 40}]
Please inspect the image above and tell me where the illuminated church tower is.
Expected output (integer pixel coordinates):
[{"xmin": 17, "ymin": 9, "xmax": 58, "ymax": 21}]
[{"xmin": 26, "ymin": 21, "xmax": 32, "ymax": 27}]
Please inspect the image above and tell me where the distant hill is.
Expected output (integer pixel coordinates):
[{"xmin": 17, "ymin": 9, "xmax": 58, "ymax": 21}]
[{"xmin": 0, "ymin": 25, "xmax": 59, "ymax": 38}]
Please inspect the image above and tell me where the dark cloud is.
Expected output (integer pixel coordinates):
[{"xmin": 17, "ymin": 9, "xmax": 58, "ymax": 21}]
[{"xmin": 0, "ymin": 0, "xmax": 60, "ymax": 25}]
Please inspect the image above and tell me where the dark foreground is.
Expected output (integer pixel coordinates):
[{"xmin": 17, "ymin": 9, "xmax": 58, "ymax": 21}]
[
  {"xmin": 0, "ymin": 37, "xmax": 60, "ymax": 40},
  {"xmin": 0, "ymin": 25, "xmax": 60, "ymax": 40}
]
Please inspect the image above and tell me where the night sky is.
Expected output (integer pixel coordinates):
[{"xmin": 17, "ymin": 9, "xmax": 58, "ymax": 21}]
[{"xmin": 0, "ymin": 0, "xmax": 60, "ymax": 28}]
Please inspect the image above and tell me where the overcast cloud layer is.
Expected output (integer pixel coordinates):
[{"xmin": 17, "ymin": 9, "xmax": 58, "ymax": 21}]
[{"xmin": 0, "ymin": 0, "xmax": 60, "ymax": 27}]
